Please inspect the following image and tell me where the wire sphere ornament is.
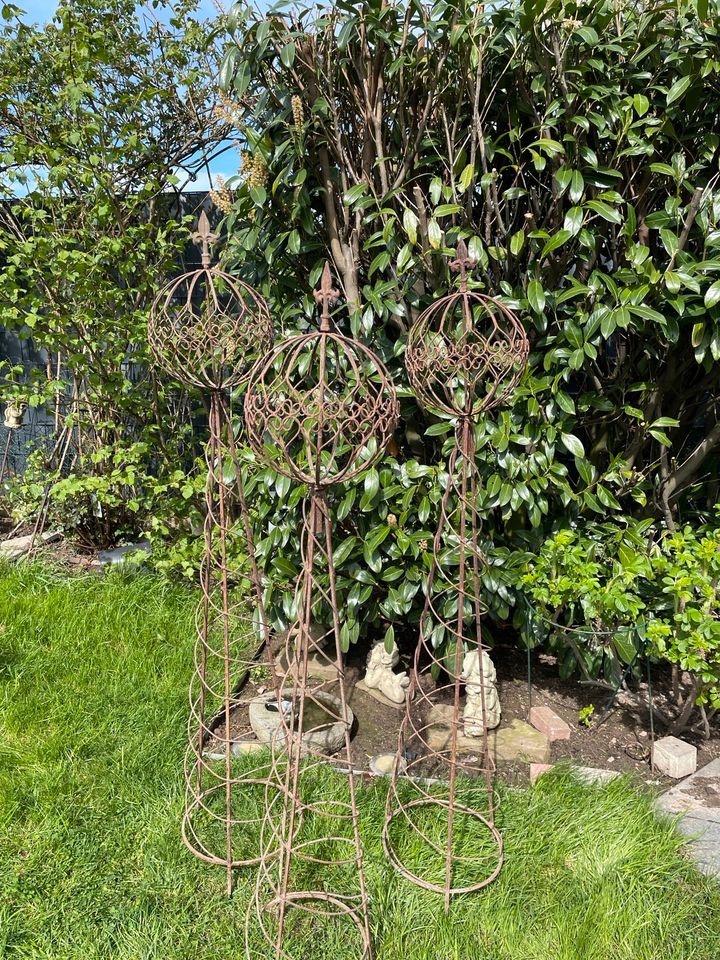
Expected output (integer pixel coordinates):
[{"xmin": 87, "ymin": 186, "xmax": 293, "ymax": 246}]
[
  {"xmin": 147, "ymin": 210, "xmax": 278, "ymax": 894},
  {"xmin": 245, "ymin": 264, "xmax": 398, "ymax": 960},
  {"xmin": 383, "ymin": 241, "xmax": 529, "ymax": 909},
  {"xmin": 245, "ymin": 265, "xmax": 398, "ymax": 487},
  {"xmin": 148, "ymin": 211, "xmax": 273, "ymax": 391},
  {"xmin": 405, "ymin": 240, "xmax": 528, "ymax": 418}
]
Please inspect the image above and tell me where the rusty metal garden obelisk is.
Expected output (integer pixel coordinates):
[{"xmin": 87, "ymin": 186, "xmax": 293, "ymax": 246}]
[
  {"xmin": 147, "ymin": 211, "xmax": 274, "ymax": 894},
  {"xmin": 244, "ymin": 264, "xmax": 398, "ymax": 959},
  {"xmin": 383, "ymin": 241, "xmax": 529, "ymax": 907}
]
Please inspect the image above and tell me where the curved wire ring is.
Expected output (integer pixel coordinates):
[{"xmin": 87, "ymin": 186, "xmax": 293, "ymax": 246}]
[
  {"xmin": 382, "ymin": 796, "xmax": 504, "ymax": 895},
  {"xmin": 148, "ymin": 265, "xmax": 273, "ymax": 391},
  {"xmin": 245, "ymin": 329, "xmax": 398, "ymax": 485}
]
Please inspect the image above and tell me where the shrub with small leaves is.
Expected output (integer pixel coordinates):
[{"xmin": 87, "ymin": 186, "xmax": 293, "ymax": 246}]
[{"xmin": 522, "ymin": 514, "xmax": 720, "ymax": 733}]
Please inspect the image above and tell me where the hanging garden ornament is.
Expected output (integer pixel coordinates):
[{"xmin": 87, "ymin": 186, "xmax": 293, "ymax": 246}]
[
  {"xmin": 404, "ymin": 240, "xmax": 528, "ymax": 417},
  {"xmin": 245, "ymin": 263, "xmax": 397, "ymax": 486},
  {"xmin": 244, "ymin": 263, "xmax": 398, "ymax": 960},
  {"xmin": 0, "ymin": 401, "xmax": 28, "ymax": 489},
  {"xmin": 383, "ymin": 240, "xmax": 529, "ymax": 908},
  {"xmin": 148, "ymin": 209, "xmax": 276, "ymax": 895}
]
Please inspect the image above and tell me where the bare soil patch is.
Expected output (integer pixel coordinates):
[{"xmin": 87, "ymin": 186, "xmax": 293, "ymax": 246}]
[{"xmin": 213, "ymin": 633, "xmax": 720, "ymax": 788}]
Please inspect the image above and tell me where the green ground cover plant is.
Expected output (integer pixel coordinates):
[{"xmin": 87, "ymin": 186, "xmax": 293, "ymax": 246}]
[
  {"xmin": 522, "ymin": 512, "xmax": 720, "ymax": 733},
  {"xmin": 0, "ymin": 562, "xmax": 719, "ymax": 960}
]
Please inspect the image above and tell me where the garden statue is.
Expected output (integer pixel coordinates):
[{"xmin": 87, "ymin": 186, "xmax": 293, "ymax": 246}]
[
  {"xmin": 0, "ymin": 401, "xmax": 28, "ymax": 488},
  {"xmin": 3, "ymin": 401, "xmax": 26, "ymax": 429},
  {"xmin": 461, "ymin": 649, "xmax": 501, "ymax": 734},
  {"xmin": 364, "ymin": 639, "xmax": 410, "ymax": 705}
]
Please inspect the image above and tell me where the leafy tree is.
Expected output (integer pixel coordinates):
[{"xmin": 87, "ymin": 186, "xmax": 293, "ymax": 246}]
[
  {"xmin": 215, "ymin": 0, "xmax": 720, "ymax": 673},
  {"xmin": 0, "ymin": 0, "xmax": 225, "ymax": 546}
]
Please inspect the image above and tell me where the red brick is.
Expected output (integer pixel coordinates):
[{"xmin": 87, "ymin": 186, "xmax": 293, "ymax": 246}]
[
  {"xmin": 529, "ymin": 705, "xmax": 571, "ymax": 741},
  {"xmin": 530, "ymin": 763, "xmax": 554, "ymax": 784}
]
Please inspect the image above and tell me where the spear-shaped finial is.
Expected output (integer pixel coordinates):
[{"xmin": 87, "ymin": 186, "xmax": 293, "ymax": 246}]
[
  {"xmin": 192, "ymin": 210, "xmax": 219, "ymax": 268},
  {"xmin": 313, "ymin": 261, "xmax": 340, "ymax": 331},
  {"xmin": 449, "ymin": 239, "xmax": 477, "ymax": 290}
]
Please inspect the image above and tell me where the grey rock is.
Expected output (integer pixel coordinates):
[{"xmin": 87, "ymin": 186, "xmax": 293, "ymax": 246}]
[
  {"xmin": 97, "ymin": 541, "xmax": 151, "ymax": 567},
  {"xmin": 369, "ymin": 753, "xmax": 407, "ymax": 777},
  {"xmin": 427, "ymin": 706, "xmax": 550, "ymax": 763},
  {"xmin": 674, "ymin": 816, "xmax": 720, "ymax": 877},
  {"xmin": 656, "ymin": 758, "xmax": 720, "ymax": 877},
  {"xmin": 0, "ymin": 530, "xmax": 60, "ymax": 560},
  {"xmin": 572, "ymin": 765, "xmax": 620, "ymax": 786},
  {"xmin": 656, "ymin": 758, "xmax": 720, "ymax": 822},
  {"xmin": 248, "ymin": 691, "xmax": 353, "ymax": 756}
]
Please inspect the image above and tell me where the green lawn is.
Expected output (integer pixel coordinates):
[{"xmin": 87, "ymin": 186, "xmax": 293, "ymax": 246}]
[{"xmin": 1, "ymin": 561, "xmax": 719, "ymax": 960}]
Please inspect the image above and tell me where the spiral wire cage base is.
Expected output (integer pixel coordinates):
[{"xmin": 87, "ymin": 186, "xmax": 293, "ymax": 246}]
[
  {"xmin": 148, "ymin": 211, "xmax": 277, "ymax": 893},
  {"xmin": 181, "ymin": 393, "xmax": 285, "ymax": 890},
  {"xmin": 382, "ymin": 423, "xmax": 504, "ymax": 904},
  {"xmin": 247, "ymin": 492, "xmax": 372, "ymax": 960},
  {"xmin": 383, "ymin": 241, "xmax": 528, "ymax": 908},
  {"xmin": 244, "ymin": 265, "xmax": 398, "ymax": 959}
]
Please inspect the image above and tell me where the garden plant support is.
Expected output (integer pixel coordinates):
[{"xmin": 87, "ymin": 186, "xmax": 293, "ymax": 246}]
[
  {"xmin": 383, "ymin": 241, "xmax": 529, "ymax": 908},
  {"xmin": 244, "ymin": 264, "xmax": 398, "ymax": 960},
  {"xmin": 148, "ymin": 210, "xmax": 275, "ymax": 894}
]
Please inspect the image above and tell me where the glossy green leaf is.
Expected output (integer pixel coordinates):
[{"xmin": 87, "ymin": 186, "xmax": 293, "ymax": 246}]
[
  {"xmin": 633, "ymin": 93, "xmax": 649, "ymax": 116},
  {"xmin": 561, "ymin": 433, "xmax": 585, "ymax": 458},
  {"xmin": 510, "ymin": 229, "xmax": 525, "ymax": 255},
  {"xmin": 705, "ymin": 280, "xmax": 720, "ymax": 308},
  {"xmin": 586, "ymin": 199, "xmax": 622, "ymax": 224},
  {"xmin": 428, "ymin": 218, "xmax": 442, "ymax": 249},
  {"xmin": 528, "ymin": 279, "xmax": 545, "ymax": 313},
  {"xmin": 458, "ymin": 163, "xmax": 474, "ymax": 192},
  {"xmin": 542, "ymin": 229, "xmax": 572, "ymax": 257},
  {"xmin": 569, "ymin": 170, "xmax": 584, "ymax": 203},
  {"xmin": 564, "ymin": 207, "xmax": 584, "ymax": 235},
  {"xmin": 666, "ymin": 74, "xmax": 691, "ymax": 105},
  {"xmin": 280, "ymin": 42, "xmax": 296, "ymax": 67},
  {"xmin": 403, "ymin": 207, "xmax": 418, "ymax": 244}
]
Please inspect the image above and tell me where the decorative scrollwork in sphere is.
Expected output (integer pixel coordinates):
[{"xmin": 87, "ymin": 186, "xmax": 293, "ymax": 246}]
[
  {"xmin": 406, "ymin": 242, "xmax": 529, "ymax": 417},
  {"xmin": 245, "ymin": 264, "xmax": 399, "ymax": 486},
  {"xmin": 147, "ymin": 211, "xmax": 273, "ymax": 391}
]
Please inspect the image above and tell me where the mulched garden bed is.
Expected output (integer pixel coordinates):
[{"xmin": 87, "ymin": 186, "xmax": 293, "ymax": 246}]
[
  {"xmin": 212, "ymin": 631, "xmax": 720, "ymax": 789},
  {"xmin": 8, "ymin": 537, "xmax": 718, "ymax": 787}
]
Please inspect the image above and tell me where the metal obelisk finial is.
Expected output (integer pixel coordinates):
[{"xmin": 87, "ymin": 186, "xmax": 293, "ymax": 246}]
[
  {"xmin": 313, "ymin": 261, "xmax": 341, "ymax": 331},
  {"xmin": 449, "ymin": 239, "xmax": 477, "ymax": 292},
  {"xmin": 192, "ymin": 210, "xmax": 219, "ymax": 268}
]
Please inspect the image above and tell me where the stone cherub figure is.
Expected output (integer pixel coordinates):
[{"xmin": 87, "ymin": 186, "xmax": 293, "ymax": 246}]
[
  {"xmin": 364, "ymin": 639, "xmax": 410, "ymax": 705},
  {"xmin": 3, "ymin": 401, "xmax": 26, "ymax": 430},
  {"xmin": 460, "ymin": 649, "xmax": 501, "ymax": 735}
]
